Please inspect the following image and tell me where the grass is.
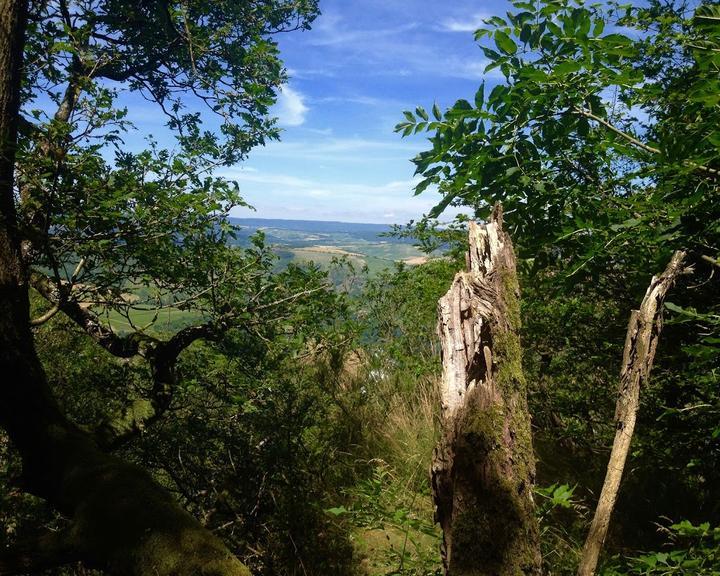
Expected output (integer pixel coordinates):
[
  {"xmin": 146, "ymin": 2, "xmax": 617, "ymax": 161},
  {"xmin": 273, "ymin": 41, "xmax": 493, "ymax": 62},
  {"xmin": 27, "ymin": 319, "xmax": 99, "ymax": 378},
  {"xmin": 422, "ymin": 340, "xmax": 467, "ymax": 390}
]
[
  {"xmin": 104, "ymin": 307, "xmax": 203, "ymax": 334},
  {"xmin": 337, "ymin": 363, "xmax": 443, "ymax": 575}
]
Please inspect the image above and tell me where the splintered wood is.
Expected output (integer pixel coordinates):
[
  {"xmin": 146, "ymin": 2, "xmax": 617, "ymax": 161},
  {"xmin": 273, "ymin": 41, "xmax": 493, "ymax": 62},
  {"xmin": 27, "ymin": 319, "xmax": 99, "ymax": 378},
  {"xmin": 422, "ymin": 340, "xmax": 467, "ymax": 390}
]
[{"xmin": 432, "ymin": 207, "xmax": 541, "ymax": 576}]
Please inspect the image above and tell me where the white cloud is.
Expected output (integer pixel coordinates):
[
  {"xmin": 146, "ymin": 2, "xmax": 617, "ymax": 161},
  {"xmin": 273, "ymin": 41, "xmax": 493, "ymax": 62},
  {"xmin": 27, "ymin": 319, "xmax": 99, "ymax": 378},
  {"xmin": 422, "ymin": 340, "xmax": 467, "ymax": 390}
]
[
  {"xmin": 221, "ymin": 168, "xmax": 424, "ymax": 197},
  {"xmin": 286, "ymin": 67, "xmax": 338, "ymax": 79},
  {"xmin": 308, "ymin": 10, "xmax": 419, "ymax": 47},
  {"xmin": 222, "ymin": 165, "xmax": 476, "ymax": 224},
  {"xmin": 222, "ymin": 167, "xmax": 438, "ymax": 223},
  {"xmin": 315, "ymin": 95, "xmax": 387, "ymax": 107},
  {"xmin": 245, "ymin": 136, "xmax": 425, "ymax": 163},
  {"xmin": 275, "ymin": 85, "xmax": 309, "ymax": 127},
  {"xmin": 446, "ymin": 59, "xmax": 499, "ymax": 80},
  {"xmin": 440, "ymin": 13, "xmax": 492, "ymax": 33}
]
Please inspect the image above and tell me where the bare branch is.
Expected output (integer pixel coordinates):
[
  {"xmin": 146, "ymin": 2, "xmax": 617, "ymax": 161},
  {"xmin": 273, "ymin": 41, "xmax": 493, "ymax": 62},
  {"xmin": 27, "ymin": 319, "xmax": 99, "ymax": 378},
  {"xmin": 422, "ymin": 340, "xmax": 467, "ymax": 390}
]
[
  {"xmin": 30, "ymin": 272, "xmax": 142, "ymax": 358},
  {"xmin": 577, "ymin": 251, "xmax": 689, "ymax": 576},
  {"xmin": 701, "ymin": 254, "xmax": 720, "ymax": 269},
  {"xmin": 94, "ymin": 316, "xmax": 230, "ymax": 450},
  {"xmin": 30, "ymin": 301, "xmax": 61, "ymax": 326},
  {"xmin": 30, "ymin": 257, "xmax": 85, "ymax": 326},
  {"xmin": 573, "ymin": 106, "xmax": 660, "ymax": 155}
]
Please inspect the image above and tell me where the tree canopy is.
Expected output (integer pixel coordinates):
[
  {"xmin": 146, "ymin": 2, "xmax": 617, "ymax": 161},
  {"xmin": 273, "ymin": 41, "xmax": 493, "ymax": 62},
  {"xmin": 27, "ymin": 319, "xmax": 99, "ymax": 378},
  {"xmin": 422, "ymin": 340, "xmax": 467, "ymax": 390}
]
[
  {"xmin": 398, "ymin": 0, "xmax": 719, "ymax": 280},
  {"xmin": 0, "ymin": 1, "xmax": 328, "ymax": 574}
]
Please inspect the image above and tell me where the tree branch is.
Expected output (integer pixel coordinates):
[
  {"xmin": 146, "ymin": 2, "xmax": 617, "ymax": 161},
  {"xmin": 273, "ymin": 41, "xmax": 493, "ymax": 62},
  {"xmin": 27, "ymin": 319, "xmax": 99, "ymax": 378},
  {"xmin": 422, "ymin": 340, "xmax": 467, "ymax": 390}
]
[
  {"xmin": 30, "ymin": 257, "xmax": 85, "ymax": 326},
  {"xmin": 577, "ymin": 250, "xmax": 689, "ymax": 576},
  {"xmin": 701, "ymin": 254, "xmax": 720, "ymax": 269},
  {"xmin": 30, "ymin": 271, "xmax": 142, "ymax": 358},
  {"xmin": 95, "ymin": 317, "xmax": 231, "ymax": 450},
  {"xmin": 573, "ymin": 107, "xmax": 660, "ymax": 154},
  {"xmin": 573, "ymin": 107, "xmax": 720, "ymax": 177}
]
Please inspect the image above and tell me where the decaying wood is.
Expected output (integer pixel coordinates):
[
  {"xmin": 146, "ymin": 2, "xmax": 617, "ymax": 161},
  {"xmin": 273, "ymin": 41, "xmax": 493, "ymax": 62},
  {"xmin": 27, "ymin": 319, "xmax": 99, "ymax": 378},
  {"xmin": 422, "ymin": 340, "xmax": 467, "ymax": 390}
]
[
  {"xmin": 432, "ymin": 206, "xmax": 541, "ymax": 576},
  {"xmin": 577, "ymin": 251, "xmax": 688, "ymax": 576}
]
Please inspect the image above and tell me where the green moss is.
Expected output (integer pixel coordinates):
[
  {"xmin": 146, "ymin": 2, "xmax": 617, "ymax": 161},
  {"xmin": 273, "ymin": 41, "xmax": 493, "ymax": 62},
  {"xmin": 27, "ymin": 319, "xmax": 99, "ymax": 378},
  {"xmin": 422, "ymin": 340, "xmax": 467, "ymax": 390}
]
[
  {"xmin": 465, "ymin": 405, "xmax": 504, "ymax": 456},
  {"xmin": 445, "ymin": 260, "xmax": 540, "ymax": 574},
  {"xmin": 499, "ymin": 267, "xmax": 522, "ymax": 331},
  {"xmin": 494, "ymin": 330, "xmax": 526, "ymax": 394},
  {"xmin": 449, "ymin": 475, "xmax": 538, "ymax": 575},
  {"xmin": 135, "ymin": 527, "xmax": 251, "ymax": 576}
]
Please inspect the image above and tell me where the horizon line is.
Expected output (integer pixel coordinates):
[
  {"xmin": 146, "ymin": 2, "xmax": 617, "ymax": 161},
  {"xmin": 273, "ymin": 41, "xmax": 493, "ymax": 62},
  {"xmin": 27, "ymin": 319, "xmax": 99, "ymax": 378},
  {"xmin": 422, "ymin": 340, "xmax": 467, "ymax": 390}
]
[{"xmin": 228, "ymin": 215, "xmax": 404, "ymax": 227}]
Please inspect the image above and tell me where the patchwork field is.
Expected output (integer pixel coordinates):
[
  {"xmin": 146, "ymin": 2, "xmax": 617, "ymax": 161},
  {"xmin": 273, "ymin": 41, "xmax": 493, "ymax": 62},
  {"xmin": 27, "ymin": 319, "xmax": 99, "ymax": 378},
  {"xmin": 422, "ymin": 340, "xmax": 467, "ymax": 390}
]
[
  {"xmin": 105, "ymin": 218, "xmax": 429, "ymax": 332},
  {"xmin": 230, "ymin": 217, "xmax": 428, "ymax": 273}
]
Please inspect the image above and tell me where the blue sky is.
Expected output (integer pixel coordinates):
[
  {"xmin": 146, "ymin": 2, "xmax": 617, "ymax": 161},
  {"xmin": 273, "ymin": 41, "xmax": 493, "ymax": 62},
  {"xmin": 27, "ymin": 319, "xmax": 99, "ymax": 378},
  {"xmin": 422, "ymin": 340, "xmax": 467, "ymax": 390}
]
[{"xmin": 131, "ymin": 0, "xmax": 512, "ymax": 224}]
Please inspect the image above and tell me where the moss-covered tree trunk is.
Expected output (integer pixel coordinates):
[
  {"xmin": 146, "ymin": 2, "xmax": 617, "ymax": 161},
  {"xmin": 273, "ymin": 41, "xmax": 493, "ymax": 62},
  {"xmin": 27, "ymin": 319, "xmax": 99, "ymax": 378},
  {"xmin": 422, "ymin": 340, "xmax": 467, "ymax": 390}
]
[
  {"xmin": 431, "ymin": 206, "xmax": 541, "ymax": 576},
  {"xmin": 0, "ymin": 3, "xmax": 248, "ymax": 575}
]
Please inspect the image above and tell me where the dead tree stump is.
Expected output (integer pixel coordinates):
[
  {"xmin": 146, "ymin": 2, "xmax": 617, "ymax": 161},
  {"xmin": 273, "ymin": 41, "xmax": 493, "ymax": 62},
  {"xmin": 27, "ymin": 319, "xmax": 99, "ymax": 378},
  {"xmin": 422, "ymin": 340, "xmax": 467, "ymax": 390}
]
[{"xmin": 432, "ymin": 206, "xmax": 542, "ymax": 576}]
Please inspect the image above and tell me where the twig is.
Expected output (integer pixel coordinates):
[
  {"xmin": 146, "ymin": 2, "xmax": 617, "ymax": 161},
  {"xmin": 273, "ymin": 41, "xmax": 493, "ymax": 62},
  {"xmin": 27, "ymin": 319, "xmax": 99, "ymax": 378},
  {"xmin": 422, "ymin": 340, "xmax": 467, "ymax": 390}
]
[
  {"xmin": 573, "ymin": 107, "xmax": 720, "ymax": 177},
  {"xmin": 701, "ymin": 254, "xmax": 720, "ymax": 269}
]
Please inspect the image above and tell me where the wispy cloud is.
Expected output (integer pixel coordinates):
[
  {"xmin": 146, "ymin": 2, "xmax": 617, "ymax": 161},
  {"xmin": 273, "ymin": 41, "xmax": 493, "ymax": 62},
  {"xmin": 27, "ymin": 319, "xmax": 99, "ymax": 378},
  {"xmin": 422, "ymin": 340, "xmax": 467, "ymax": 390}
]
[
  {"xmin": 220, "ymin": 169, "xmax": 424, "ymax": 197},
  {"xmin": 440, "ymin": 12, "xmax": 492, "ymax": 33},
  {"xmin": 214, "ymin": 2, "xmax": 510, "ymax": 222},
  {"xmin": 308, "ymin": 10, "xmax": 419, "ymax": 47},
  {"xmin": 275, "ymin": 85, "xmax": 309, "ymax": 127},
  {"xmin": 223, "ymin": 169, "xmax": 439, "ymax": 223},
  {"xmin": 224, "ymin": 166, "xmax": 472, "ymax": 224},
  {"xmin": 286, "ymin": 67, "xmax": 338, "ymax": 79},
  {"xmin": 247, "ymin": 136, "xmax": 425, "ymax": 163},
  {"xmin": 447, "ymin": 59, "xmax": 497, "ymax": 80},
  {"xmin": 303, "ymin": 22, "xmax": 493, "ymax": 81},
  {"xmin": 314, "ymin": 95, "xmax": 388, "ymax": 107}
]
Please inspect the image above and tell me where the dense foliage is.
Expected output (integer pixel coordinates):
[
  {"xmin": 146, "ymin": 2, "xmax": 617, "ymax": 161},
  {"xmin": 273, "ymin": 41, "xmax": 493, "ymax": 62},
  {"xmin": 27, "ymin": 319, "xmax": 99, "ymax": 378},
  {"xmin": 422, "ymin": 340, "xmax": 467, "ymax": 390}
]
[
  {"xmin": 0, "ymin": 0, "xmax": 718, "ymax": 574},
  {"xmin": 396, "ymin": 0, "xmax": 720, "ymax": 572}
]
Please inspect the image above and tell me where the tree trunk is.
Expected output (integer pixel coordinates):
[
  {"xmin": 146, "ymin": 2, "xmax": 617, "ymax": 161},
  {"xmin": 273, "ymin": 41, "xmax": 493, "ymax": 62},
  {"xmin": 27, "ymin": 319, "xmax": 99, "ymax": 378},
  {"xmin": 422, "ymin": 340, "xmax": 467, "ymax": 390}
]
[
  {"xmin": 432, "ymin": 206, "xmax": 542, "ymax": 576},
  {"xmin": 0, "ymin": 4, "xmax": 248, "ymax": 575},
  {"xmin": 577, "ymin": 251, "xmax": 687, "ymax": 576}
]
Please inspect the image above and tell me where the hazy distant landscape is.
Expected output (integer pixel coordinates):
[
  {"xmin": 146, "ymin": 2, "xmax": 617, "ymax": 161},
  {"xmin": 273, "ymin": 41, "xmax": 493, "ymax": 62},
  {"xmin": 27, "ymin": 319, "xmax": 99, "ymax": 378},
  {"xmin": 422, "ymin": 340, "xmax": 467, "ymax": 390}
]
[
  {"xmin": 230, "ymin": 217, "xmax": 429, "ymax": 274},
  {"xmin": 106, "ymin": 218, "xmax": 427, "ymax": 334}
]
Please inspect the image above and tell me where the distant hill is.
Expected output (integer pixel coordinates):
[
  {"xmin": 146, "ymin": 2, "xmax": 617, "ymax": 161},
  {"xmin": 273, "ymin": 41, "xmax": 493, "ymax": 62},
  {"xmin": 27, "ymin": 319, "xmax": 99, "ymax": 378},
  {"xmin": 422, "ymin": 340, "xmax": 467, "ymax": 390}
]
[
  {"xmin": 228, "ymin": 217, "xmax": 424, "ymax": 274},
  {"xmin": 230, "ymin": 217, "xmax": 394, "ymax": 235},
  {"xmin": 229, "ymin": 217, "xmax": 414, "ymax": 247}
]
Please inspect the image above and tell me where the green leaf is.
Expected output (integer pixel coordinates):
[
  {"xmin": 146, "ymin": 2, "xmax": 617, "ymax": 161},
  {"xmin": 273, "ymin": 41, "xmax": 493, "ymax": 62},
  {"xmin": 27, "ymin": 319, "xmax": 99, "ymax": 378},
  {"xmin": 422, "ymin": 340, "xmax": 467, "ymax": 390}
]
[
  {"xmin": 474, "ymin": 84, "xmax": 485, "ymax": 108},
  {"xmin": 495, "ymin": 30, "xmax": 518, "ymax": 55},
  {"xmin": 519, "ymin": 23, "xmax": 532, "ymax": 44},
  {"xmin": 593, "ymin": 19, "xmax": 605, "ymax": 36},
  {"xmin": 432, "ymin": 102, "xmax": 442, "ymax": 120},
  {"xmin": 555, "ymin": 60, "xmax": 582, "ymax": 76},
  {"xmin": 429, "ymin": 191, "xmax": 458, "ymax": 218},
  {"xmin": 452, "ymin": 99, "xmax": 473, "ymax": 111},
  {"xmin": 664, "ymin": 302, "xmax": 687, "ymax": 314},
  {"xmin": 695, "ymin": 4, "xmax": 720, "ymax": 22},
  {"xmin": 481, "ymin": 46, "xmax": 502, "ymax": 61}
]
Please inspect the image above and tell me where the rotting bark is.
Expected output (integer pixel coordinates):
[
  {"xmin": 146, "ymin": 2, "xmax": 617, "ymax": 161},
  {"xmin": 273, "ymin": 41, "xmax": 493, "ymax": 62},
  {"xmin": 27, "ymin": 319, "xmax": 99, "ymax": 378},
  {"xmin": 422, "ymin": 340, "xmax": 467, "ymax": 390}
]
[
  {"xmin": 0, "ymin": 3, "xmax": 249, "ymax": 575},
  {"xmin": 577, "ymin": 251, "xmax": 688, "ymax": 576},
  {"xmin": 432, "ymin": 206, "xmax": 541, "ymax": 576}
]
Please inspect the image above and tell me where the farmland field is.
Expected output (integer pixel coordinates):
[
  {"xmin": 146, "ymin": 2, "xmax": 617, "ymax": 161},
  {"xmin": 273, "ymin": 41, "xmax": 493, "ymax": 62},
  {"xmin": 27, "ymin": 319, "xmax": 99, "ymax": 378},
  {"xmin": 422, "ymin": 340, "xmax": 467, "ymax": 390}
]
[
  {"xmin": 230, "ymin": 217, "xmax": 427, "ymax": 273},
  {"xmin": 107, "ymin": 218, "xmax": 428, "ymax": 332}
]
